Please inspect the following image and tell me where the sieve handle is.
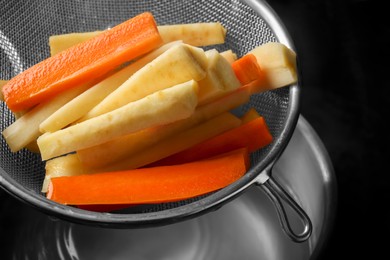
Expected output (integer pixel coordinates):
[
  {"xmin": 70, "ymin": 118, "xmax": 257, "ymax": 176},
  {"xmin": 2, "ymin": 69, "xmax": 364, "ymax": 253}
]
[{"xmin": 257, "ymin": 176, "xmax": 312, "ymax": 243}]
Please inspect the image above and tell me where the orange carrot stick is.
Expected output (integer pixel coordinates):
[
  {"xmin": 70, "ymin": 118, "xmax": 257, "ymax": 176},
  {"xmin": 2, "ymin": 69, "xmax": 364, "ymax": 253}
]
[
  {"xmin": 232, "ymin": 54, "xmax": 264, "ymax": 84},
  {"xmin": 231, "ymin": 54, "xmax": 265, "ymax": 92},
  {"xmin": 148, "ymin": 116, "xmax": 272, "ymax": 167},
  {"xmin": 240, "ymin": 107, "xmax": 261, "ymax": 124},
  {"xmin": 2, "ymin": 12, "xmax": 162, "ymax": 112},
  {"xmin": 47, "ymin": 148, "xmax": 249, "ymax": 205}
]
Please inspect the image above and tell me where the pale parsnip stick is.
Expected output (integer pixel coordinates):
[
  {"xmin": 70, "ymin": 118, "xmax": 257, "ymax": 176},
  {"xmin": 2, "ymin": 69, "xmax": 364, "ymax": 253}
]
[
  {"xmin": 77, "ymin": 86, "xmax": 250, "ymax": 169},
  {"xmin": 158, "ymin": 22, "xmax": 226, "ymax": 46},
  {"xmin": 249, "ymin": 42, "xmax": 297, "ymax": 91},
  {"xmin": 220, "ymin": 50, "xmax": 237, "ymax": 64},
  {"xmin": 197, "ymin": 49, "xmax": 241, "ymax": 105},
  {"xmin": 49, "ymin": 23, "xmax": 227, "ymax": 55},
  {"xmin": 80, "ymin": 43, "xmax": 207, "ymax": 120},
  {"xmin": 42, "ymin": 153, "xmax": 90, "ymax": 192},
  {"xmin": 49, "ymin": 31, "xmax": 102, "ymax": 56},
  {"xmin": 37, "ymin": 80, "xmax": 199, "ymax": 160}
]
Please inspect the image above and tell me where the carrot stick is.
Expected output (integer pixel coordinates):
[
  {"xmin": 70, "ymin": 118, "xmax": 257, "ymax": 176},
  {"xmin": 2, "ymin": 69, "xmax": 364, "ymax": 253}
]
[
  {"xmin": 47, "ymin": 148, "xmax": 250, "ymax": 205},
  {"xmin": 231, "ymin": 54, "xmax": 266, "ymax": 92},
  {"xmin": 232, "ymin": 54, "xmax": 264, "ymax": 84},
  {"xmin": 2, "ymin": 12, "xmax": 162, "ymax": 112},
  {"xmin": 240, "ymin": 107, "xmax": 261, "ymax": 124},
  {"xmin": 148, "ymin": 116, "xmax": 272, "ymax": 167}
]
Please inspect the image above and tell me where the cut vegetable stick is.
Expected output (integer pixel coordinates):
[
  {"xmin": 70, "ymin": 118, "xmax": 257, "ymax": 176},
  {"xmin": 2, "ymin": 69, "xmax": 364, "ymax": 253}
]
[
  {"xmin": 37, "ymin": 80, "xmax": 199, "ymax": 160},
  {"xmin": 45, "ymin": 112, "xmax": 241, "ymax": 186},
  {"xmin": 81, "ymin": 43, "xmax": 207, "ymax": 120},
  {"xmin": 47, "ymin": 148, "xmax": 249, "ymax": 205},
  {"xmin": 148, "ymin": 115, "xmax": 272, "ymax": 167},
  {"xmin": 240, "ymin": 108, "xmax": 261, "ymax": 124},
  {"xmin": 158, "ymin": 22, "xmax": 226, "ymax": 46},
  {"xmin": 77, "ymin": 86, "xmax": 251, "ymax": 169},
  {"xmin": 25, "ymin": 140, "xmax": 40, "ymax": 153},
  {"xmin": 100, "ymin": 112, "xmax": 241, "ymax": 171},
  {"xmin": 2, "ymin": 83, "xmax": 91, "ymax": 152},
  {"xmin": 0, "ymin": 80, "xmax": 7, "ymax": 101},
  {"xmin": 0, "ymin": 80, "xmax": 25, "ymax": 119},
  {"xmin": 220, "ymin": 50, "xmax": 237, "ymax": 64},
  {"xmin": 249, "ymin": 42, "xmax": 297, "ymax": 91},
  {"xmin": 49, "ymin": 31, "xmax": 102, "ymax": 56},
  {"xmin": 2, "ymin": 12, "xmax": 162, "ymax": 112},
  {"xmin": 39, "ymin": 41, "xmax": 181, "ymax": 133},
  {"xmin": 232, "ymin": 53, "xmax": 265, "ymax": 90},
  {"xmin": 41, "ymin": 153, "xmax": 93, "ymax": 192},
  {"xmin": 197, "ymin": 49, "xmax": 241, "ymax": 105},
  {"xmin": 42, "ymin": 153, "xmax": 90, "ymax": 193},
  {"xmin": 48, "ymin": 23, "xmax": 226, "ymax": 55}
]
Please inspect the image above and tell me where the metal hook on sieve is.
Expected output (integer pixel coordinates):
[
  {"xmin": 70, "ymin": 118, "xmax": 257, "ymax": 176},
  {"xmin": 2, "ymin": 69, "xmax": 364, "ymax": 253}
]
[{"xmin": 256, "ymin": 174, "xmax": 312, "ymax": 243}]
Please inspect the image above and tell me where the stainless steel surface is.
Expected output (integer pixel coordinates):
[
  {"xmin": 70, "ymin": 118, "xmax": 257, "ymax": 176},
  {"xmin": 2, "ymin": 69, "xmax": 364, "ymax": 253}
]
[
  {"xmin": 1, "ymin": 116, "xmax": 336, "ymax": 259},
  {"xmin": 260, "ymin": 177, "xmax": 312, "ymax": 242},
  {"xmin": 1, "ymin": 0, "xmax": 304, "ymax": 230}
]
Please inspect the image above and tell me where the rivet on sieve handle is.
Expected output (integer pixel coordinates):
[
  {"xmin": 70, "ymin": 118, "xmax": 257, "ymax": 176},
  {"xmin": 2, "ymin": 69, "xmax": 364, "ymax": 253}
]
[{"xmin": 257, "ymin": 176, "xmax": 312, "ymax": 243}]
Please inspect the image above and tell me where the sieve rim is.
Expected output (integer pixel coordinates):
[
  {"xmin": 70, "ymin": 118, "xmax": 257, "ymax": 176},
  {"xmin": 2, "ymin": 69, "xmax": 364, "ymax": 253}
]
[{"xmin": 0, "ymin": 0, "xmax": 301, "ymax": 227}]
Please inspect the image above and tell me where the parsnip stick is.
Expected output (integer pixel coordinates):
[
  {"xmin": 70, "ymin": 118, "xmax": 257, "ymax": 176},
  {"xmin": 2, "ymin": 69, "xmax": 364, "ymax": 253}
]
[
  {"xmin": 249, "ymin": 42, "xmax": 297, "ymax": 91},
  {"xmin": 81, "ymin": 43, "xmax": 207, "ymax": 120},
  {"xmin": 49, "ymin": 31, "xmax": 101, "ymax": 56},
  {"xmin": 49, "ymin": 23, "xmax": 227, "ymax": 55},
  {"xmin": 37, "ymin": 80, "xmax": 199, "ymax": 160},
  {"xmin": 197, "ymin": 49, "xmax": 241, "ymax": 105},
  {"xmin": 42, "ymin": 153, "xmax": 90, "ymax": 193},
  {"xmin": 2, "ymin": 83, "xmax": 91, "ymax": 152},
  {"xmin": 39, "ymin": 41, "xmax": 181, "ymax": 133},
  {"xmin": 220, "ymin": 50, "xmax": 237, "ymax": 64},
  {"xmin": 77, "ymin": 86, "xmax": 251, "ymax": 169},
  {"xmin": 42, "ymin": 112, "xmax": 240, "ymax": 192},
  {"xmin": 158, "ymin": 22, "xmax": 226, "ymax": 47}
]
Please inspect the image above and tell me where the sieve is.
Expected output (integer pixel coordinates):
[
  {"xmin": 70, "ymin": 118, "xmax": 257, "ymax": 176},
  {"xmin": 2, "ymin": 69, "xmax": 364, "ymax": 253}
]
[{"xmin": 0, "ymin": 0, "xmax": 311, "ymax": 242}]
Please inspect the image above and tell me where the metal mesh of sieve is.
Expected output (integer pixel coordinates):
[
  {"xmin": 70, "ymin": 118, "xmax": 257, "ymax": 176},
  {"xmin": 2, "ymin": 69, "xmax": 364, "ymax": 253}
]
[{"xmin": 0, "ymin": 0, "xmax": 298, "ymax": 226}]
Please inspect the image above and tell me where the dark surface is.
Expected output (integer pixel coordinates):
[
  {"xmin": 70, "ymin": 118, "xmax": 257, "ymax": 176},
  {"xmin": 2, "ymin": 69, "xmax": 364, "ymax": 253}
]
[{"xmin": 268, "ymin": 0, "xmax": 389, "ymax": 258}]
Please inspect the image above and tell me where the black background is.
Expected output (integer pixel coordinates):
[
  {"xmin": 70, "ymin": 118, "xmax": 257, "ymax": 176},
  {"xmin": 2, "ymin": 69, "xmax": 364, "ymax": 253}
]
[{"xmin": 268, "ymin": 0, "xmax": 389, "ymax": 258}]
